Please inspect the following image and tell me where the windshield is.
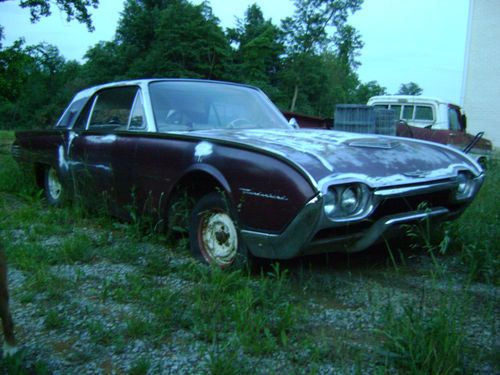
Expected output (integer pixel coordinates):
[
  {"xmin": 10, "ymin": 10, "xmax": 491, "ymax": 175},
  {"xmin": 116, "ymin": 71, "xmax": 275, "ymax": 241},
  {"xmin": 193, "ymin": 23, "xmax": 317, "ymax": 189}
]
[{"xmin": 149, "ymin": 81, "xmax": 291, "ymax": 132}]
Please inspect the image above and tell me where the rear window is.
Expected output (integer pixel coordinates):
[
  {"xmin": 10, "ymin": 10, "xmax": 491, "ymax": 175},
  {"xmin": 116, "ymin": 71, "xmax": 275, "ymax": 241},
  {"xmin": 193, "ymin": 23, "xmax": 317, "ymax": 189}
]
[
  {"xmin": 390, "ymin": 105, "xmax": 402, "ymax": 119},
  {"xmin": 402, "ymin": 106, "xmax": 414, "ymax": 120},
  {"xmin": 415, "ymin": 106, "xmax": 433, "ymax": 121}
]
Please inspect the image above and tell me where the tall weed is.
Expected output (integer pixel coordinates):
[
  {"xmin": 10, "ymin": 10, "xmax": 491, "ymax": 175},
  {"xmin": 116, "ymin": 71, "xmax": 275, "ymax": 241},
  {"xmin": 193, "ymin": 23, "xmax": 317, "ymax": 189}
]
[
  {"xmin": 377, "ymin": 296, "xmax": 467, "ymax": 374},
  {"xmin": 449, "ymin": 156, "xmax": 500, "ymax": 284}
]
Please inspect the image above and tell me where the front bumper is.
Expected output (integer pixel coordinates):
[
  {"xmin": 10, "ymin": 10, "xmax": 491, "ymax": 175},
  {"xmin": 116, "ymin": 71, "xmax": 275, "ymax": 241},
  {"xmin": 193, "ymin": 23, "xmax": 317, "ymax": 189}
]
[{"xmin": 242, "ymin": 174, "xmax": 483, "ymax": 260}]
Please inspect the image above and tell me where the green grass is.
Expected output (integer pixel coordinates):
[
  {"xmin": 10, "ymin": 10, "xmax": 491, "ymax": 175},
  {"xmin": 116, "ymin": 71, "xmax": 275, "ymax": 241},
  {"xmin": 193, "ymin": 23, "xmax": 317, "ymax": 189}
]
[
  {"xmin": 0, "ymin": 130, "xmax": 14, "ymax": 139},
  {"xmin": 449, "ymin": 154, "xmax": 500, "ymax": 284},
  {"xmin": 0, "ymin": 139, "xmax": 498, "ymax": 373},
  {"xmin": 377, "ymin": 297, "xmax": 467, "ymax": 374}
]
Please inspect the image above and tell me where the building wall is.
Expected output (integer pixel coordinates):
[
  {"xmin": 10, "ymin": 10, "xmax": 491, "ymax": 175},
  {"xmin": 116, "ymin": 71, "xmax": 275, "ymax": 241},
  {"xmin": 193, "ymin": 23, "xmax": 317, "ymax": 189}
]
[{"xmin": 462, "ymin": 0, "xmax": 500, "ymax": 147}]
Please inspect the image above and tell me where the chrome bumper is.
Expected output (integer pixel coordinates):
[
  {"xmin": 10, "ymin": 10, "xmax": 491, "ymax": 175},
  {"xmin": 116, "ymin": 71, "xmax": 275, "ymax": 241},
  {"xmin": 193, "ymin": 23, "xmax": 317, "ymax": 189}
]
[{"xmin": 241, "ymin": 197, "xmax": 457, "ymax": 260}]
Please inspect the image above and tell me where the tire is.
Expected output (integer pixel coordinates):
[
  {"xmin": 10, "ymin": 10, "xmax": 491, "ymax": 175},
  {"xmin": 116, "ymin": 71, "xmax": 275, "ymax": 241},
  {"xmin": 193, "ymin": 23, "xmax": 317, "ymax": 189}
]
[
  {"xmin": 189, "ymin": 192, "xmax": 248, "ymax": 268},
  {"xmin": 44, "ymin": 166, "xmax": 64, "ymax": 206}
]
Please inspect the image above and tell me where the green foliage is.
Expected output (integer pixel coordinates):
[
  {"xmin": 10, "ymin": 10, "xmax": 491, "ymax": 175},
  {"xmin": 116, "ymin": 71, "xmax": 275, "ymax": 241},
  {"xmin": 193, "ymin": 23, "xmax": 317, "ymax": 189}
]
[
  {"xmin": 377, "ymin": 299, "xmax": 466, "ymax": 374},
  {"xmin": 0, "ymin": 40, "xmax": 84, "ymax": 129},
  {"xmin": 129, "ymin": 357, "xmax": 151, "ymax": 375},
  {"xmin": 397, "ymin": 82, "xmax": 423, "ymax": 96},
  {"xmin": 0, "ymin": 0, "xmax": 373, "ymax": 130},
  {"xmin": 352, "ymin": 80, "xmax": 387, "ymax": 103},
  {"xmin": 187, "ymin": 263, "xmax": 298, "ymax": 355},
  {"xmin": 10, "ymin": 0, "xmax": 99, "ymax": 31},
  {"xmin": 449, "ymin": 157, "xmax": 500, "ymax": 284}
]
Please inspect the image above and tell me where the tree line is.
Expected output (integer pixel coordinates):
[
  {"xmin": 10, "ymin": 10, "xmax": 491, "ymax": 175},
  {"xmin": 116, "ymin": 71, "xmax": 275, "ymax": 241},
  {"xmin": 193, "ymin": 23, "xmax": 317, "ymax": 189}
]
[{"xmin": 0, "ymin": 0, "xmax": 420, "ymax": 130}]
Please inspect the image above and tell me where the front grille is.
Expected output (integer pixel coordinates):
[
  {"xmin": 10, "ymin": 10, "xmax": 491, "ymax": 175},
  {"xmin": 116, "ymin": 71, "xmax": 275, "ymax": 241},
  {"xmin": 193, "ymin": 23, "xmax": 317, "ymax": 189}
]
[{"xmin": 372, "ymin": 190, "xmax": 453, "ymax": 220}]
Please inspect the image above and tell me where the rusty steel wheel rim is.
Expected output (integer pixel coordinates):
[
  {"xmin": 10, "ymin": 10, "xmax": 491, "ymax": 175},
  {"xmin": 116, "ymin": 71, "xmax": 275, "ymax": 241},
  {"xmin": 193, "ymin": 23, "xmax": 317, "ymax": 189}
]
[
  {"xmin": 198, "ymin": 209, "xmax": 238, "ymax": 267},
  {"xmin": 47, "ymin": 168, "xmax": 62, "ymax": 200}
]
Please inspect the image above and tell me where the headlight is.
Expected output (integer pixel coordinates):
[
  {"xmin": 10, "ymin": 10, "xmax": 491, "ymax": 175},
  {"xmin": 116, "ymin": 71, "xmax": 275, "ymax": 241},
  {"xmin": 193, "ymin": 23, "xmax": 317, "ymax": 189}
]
[
  {"xmin": 324, "ymin": 189, "xmax": 337, "ymax": 216},
  {"xmin": 323, "ymin": 183, "xmax": 372, "ymax": 220},
  {"xmin": 454, "ymin": 172, "xmax": 475, "ymax": 201},
  {"xmin": 340, "ymin": 186, "xmax": 360, "ymax": 214}
]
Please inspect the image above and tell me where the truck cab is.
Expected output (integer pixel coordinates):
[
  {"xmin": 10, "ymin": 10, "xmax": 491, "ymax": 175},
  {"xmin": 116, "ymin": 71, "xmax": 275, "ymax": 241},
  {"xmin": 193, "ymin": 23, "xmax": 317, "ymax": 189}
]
[{"xmin": 367, "ymin": 95, "xmax": 492, "ymax": 167}]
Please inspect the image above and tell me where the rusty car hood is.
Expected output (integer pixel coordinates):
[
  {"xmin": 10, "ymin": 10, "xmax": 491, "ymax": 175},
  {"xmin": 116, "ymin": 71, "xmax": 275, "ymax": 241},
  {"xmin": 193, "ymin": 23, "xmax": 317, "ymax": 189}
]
[{"xmin": 186, "ymin": 129, "xmax": 482, "ymax": 188}]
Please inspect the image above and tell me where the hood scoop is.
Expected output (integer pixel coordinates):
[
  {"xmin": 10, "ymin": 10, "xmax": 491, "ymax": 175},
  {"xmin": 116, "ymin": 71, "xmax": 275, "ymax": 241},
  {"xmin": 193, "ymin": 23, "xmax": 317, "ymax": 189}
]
[{"xmin": 347, "ymin": 139, "xmax": 401, "ymax": 150}]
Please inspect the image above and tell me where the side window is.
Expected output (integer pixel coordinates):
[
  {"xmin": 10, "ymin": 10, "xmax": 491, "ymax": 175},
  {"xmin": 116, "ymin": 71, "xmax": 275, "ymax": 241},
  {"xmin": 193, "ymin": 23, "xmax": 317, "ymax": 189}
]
[
  {"xmin": 415, "ymin": 106, "xmax": 433, "ymax": 121},
  {"xmin": 56, "ymin": 98, "xmax": 87, "ymax": 128},
  {"xmin": 390, "ymin": 105, "xmax": 402, "ymax": 119},
  {"xmin": 402, "ymin": 105, "xmax": 414, "ymax": 120},
  {"xmin": 128, "ymin": 91, "xmax": 147, "ymax": 130},
  {"xmin": 373, "ymin": 105, "xmax": 389, "ymax": 110},
  {"xmin": 88, "ymin": 87, "xmax": 138, "ymax": 131},
  {"xmin": 74, "ymin": 98, "xmax": 95, "ymax": 130},
  {"xmin": 448, "ymin": 107, "xmax": 461, "ymax": 131}
]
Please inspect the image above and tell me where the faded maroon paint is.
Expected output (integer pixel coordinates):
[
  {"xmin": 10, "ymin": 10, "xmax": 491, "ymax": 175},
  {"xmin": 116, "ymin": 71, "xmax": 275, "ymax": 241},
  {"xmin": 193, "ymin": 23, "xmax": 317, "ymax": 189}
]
[{"xmin": 13, "ymin": 129, "xmax": 316, "ymax": 233}]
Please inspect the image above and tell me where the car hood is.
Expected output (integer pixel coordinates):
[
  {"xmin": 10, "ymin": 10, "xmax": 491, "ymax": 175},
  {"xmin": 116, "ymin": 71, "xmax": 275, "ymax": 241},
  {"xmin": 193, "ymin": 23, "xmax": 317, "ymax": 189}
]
[{"xmin": 187, "ymin": 129, "xmax": 482, "ymax": 189}]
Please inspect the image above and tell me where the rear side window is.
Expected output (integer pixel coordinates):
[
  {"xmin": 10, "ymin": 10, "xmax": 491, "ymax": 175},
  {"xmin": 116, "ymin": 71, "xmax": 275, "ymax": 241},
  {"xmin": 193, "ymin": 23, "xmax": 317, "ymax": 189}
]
[
  {"xmin": 88, "ymin": 87, "xmax": 139, "ymax": 131},
  {"xmin": 415, "ymin": 106, "xmax": 433, "ymax": 121}
]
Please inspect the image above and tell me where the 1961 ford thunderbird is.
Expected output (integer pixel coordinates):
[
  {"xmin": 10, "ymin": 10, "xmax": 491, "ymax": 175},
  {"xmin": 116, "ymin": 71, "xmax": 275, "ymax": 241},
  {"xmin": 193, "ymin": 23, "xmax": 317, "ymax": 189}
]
[{"xmin": 12, "ymin": 79, "xmax": 484, "ymax": 267}]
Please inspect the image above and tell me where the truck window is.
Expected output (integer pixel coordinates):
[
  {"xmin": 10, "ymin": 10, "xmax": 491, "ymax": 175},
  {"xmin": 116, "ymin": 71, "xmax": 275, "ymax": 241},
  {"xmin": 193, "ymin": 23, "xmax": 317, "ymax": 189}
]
[
  {"xmin": 402, "ymin": 105, "xmax": 414, "ymax": 120},
  {"xmin": 448, "ymin": 107, "xmax": 461, "ymax": 131},
  {"xmin": 415, "ymin": 106, "xmax": 433, "ymax": 121},
  {"xmin": 389, "ymin": 105, "xmax": 402, "ymax": 119}
]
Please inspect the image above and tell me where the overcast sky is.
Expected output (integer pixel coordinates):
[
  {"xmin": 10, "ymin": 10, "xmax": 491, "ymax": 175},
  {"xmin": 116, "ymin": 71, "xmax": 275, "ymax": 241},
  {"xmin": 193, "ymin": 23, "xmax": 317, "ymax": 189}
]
[{"xmin": 0, "ymin": 0, "xmax": 469, "ymax": 104}]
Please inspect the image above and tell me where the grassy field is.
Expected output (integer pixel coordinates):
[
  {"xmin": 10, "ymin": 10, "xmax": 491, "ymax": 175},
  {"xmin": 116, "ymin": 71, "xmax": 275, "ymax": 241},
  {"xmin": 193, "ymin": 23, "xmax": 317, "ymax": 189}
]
[{"xmin": 0, "ymin": 131, "xmax": 498, "ymax": 374}]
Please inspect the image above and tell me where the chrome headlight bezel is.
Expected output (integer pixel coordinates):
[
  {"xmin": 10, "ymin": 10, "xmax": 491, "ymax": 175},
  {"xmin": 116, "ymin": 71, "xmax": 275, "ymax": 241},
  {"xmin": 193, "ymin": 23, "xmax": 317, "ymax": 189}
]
[
  {"xmin": 453, "ymin": 171, "xmax": 477, "ymax": 202},
  {"xmin": 323, "ymin": 183, "xmax": 373, "ymax": 221}
]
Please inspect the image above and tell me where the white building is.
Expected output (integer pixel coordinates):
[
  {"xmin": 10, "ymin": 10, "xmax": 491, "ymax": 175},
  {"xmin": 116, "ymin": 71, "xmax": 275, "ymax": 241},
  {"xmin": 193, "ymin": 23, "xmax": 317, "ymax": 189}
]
[{"xmin": 462, "ymin": 0, "xmax": 500, "ymax": 148}]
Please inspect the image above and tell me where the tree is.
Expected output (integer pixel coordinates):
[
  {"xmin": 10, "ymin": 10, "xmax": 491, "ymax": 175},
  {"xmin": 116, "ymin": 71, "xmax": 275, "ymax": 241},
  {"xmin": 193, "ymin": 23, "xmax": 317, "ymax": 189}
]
[
  {"xmin": 279, "ymin": 0, "xmax": 363, "ymax": 113},
  {"xmin": 103, "ymin": 0, "xmax": 231, "ymax": 80},
  {"xmin": 397, "ymin": 82, "xmax": 423, "ymax": 96},
  {"xmin": 353, "ymin": 80, "xmax": 387, "ymax": 103},
  {"xmin": 0, "ymin": 40, "xmax": 79, "ymax": 129},
  {"xmin": 281, "ymin": 0, "xmax": 363, "ymax": 55},
  {"xmin": 0, "ymin": 0, "xmax": 99, "ymax": 31},
  {"xmin": 228, "ymin": 4, "xmax": 284, "ymax": 92}
]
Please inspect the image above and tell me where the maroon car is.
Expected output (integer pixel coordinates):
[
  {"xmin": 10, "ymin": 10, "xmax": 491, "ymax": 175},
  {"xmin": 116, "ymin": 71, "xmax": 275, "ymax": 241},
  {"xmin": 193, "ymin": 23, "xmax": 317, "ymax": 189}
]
[{"xmin": 12, "ymin": 79, "xmax": 484, "ymax": 267}]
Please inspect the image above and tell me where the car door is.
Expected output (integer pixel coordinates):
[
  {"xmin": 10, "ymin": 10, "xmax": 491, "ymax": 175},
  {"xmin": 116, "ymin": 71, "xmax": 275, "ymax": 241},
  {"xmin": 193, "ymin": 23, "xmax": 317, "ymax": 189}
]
[{"xmin": 68, "ymin": 86, "xmax": 139, "ymax": 212}]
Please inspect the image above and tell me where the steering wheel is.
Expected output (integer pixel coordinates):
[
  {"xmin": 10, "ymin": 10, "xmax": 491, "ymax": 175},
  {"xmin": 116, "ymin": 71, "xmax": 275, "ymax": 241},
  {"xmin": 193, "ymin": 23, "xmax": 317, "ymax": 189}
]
[{"xmin": 227, "ymin": 118, "xmax": 253, "ymax": 129}]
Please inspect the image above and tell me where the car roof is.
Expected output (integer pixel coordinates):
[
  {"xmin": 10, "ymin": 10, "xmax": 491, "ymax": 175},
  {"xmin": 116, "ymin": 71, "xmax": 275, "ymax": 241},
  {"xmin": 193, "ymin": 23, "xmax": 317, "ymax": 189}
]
[{"xmin": 72, "ymin": 78, "xmax": 259, "ymax": 102}]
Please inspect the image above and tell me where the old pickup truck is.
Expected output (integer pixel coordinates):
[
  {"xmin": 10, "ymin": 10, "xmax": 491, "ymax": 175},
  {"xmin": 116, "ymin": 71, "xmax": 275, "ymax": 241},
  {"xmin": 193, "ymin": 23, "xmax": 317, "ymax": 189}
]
[
  {"xmin": 12, "ymin": 79, "xmax": 484, "ymax": 267},
  {"xmin": 367, "ymin": 96, "xmax": 493, "ymax": 167}
]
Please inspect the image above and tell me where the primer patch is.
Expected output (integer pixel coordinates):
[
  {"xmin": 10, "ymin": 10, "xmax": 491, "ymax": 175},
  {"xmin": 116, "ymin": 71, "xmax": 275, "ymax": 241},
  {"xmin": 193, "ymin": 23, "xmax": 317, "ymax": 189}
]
[{"xmin": 195, "ymin": 142, "xmax": 213, "ymax": 162}]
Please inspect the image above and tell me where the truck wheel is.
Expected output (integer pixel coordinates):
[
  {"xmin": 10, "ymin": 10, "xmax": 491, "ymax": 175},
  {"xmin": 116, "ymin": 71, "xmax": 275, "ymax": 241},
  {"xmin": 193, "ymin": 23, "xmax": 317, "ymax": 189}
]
[
  {"xmin": 189, "ymin": 192, "xmax": 248, "ymax": 268},
  {"xmin": 44, "ymin": 167, "xmax": 64, "ymax": 206}
]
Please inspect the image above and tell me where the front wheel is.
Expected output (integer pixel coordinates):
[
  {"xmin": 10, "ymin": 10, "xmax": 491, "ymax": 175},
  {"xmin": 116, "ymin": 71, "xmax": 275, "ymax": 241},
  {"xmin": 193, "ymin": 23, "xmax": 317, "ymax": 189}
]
[
  {"xmin": 189, "ymin": 192, "xmax": 247, "ymax": 268},
  {"xmin": 44, "ymin": 166, "xmax": 64, "ymax": 206}
]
